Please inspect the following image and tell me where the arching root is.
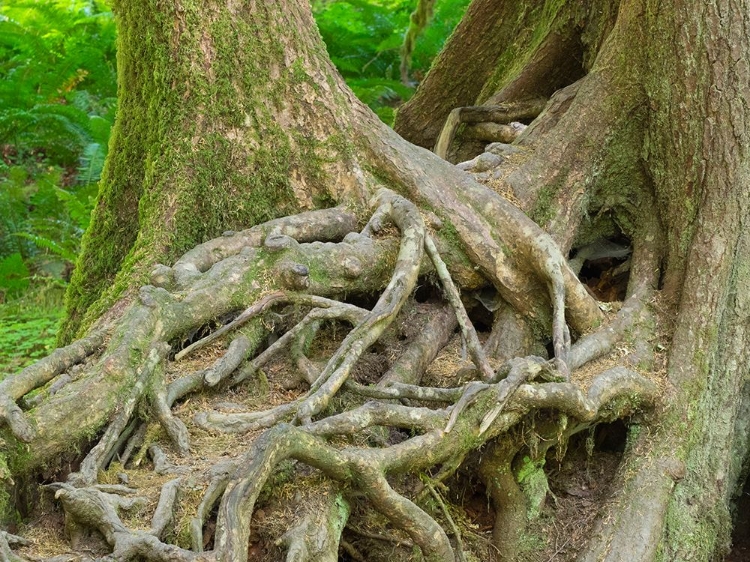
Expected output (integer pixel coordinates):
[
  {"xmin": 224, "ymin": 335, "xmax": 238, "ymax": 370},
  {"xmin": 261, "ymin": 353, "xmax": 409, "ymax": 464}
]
[
  {"xmin": 0, "ymin": 330, "xmax": 106, "ymax": 442},
  {"xmin": 433, "ymin": 99, "xmax": 547, "ymax": 159},
  {"xmin": 2, "ymin": 183, "xmax": 663, "ymax": 562}
]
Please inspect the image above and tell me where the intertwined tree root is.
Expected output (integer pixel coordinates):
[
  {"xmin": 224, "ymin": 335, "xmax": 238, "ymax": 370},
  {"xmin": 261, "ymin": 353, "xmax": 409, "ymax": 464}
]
[{"xmin": 1, "ymin": 187, "xmax": 661, "ymax": 561}]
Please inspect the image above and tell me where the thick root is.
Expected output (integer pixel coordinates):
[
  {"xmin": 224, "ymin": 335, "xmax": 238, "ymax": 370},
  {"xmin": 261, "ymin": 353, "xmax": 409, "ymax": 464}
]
[{"xmin": 3, "ymin": 174, "xmax": 661, "ymax": 562}]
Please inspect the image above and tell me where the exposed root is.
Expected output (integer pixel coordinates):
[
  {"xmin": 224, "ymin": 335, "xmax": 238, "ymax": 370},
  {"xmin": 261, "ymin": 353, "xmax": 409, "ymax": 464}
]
[
  {"xmin": 425, "ymin": 234, "xmax": 493, "ymax": 381},
  {"xmin": 231, "ymin": 299, "xmax": 369, "ymax": 386},
  {"xmin": 379, "ymin": 301, "xmax": 457, "ymax": 386},
  {"xmin": 306, "ymin": 401, "xmax": 445, "ymax": 436},
  {"xmin": 345, "ymin": 380, "xmax": 464, "ymax": 403},
  {"xmin": 276, "ymin": 482, "xmax": 349, "ymax": 562},
  {"xmin": 72, "ymin": 344, "xmax": 170, "ymax": 486},
  {"xmin": 169, "ymin": 207, "xmax": 358, "ymax": 288},
  {"xmin": 478, "ymin": 435, "xmax": 526, "ymax": 562},
  {"xmin": 0, "ymin": 531, "xmax": 29, "ymax": 562},
  {"xmin": 190, "ymin": 461, "xmax": 235, "ymax": 552},
  {"xmin": 434, "ymin": 99, "xmax": 547, "ymax": 159},
  {"xmin": 174, "ymin": 291, "xmax": 284, "ymax": 361},
  {"xmin": 3, "ymin": 175, "xmax": 663, "ymax": 562},
  {"xmin": 187, "ymin": 368, "xmax": 656, "ymax": 561},
  {"xmin": 150, "ymin": 478, "xmax": 182, "ymax": 539},
  {"xmin": 426, "ymin": 481, "xmax": 468, "ymax": 562},
  {"xmin": 0, "ymin": 329, "xmax": 106, "ymax": 442},
  {"xmin": 49, "ymin": 483, "xmax": 204, "ymax": 561}
]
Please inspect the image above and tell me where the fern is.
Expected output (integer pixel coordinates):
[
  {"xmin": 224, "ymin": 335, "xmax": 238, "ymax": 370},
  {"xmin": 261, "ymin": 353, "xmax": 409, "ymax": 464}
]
[
  {"xmin": 13, "ymin": 233, "xmax": 78, "ymax": 263},
  {"xmin": 312, "ymin": 0, "xmax": 470, "ymax": 124},
  {"xmin": 0, "ymin": 253, "xmax": 29, "ymax": 298},
  {"xmin": 77, "ymin": 142, "xmax": 107, "ymax": 184},
  {"xmin": 0, "ymin": 0, "xmax": 116, "ymax": 165},
  {"xmin": 0, "ymin": 0, "xmax": 113, "ymax": 289}
]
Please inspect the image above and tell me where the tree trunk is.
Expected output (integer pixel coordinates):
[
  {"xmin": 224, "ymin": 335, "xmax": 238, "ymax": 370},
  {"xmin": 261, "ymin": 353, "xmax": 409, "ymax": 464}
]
[
  {"xmin": 60, "ymin": 0, "xmax": 371, "ymax": 342},
  {"xmin": 1, "ymin": 0, "xmax": 748, "ymax": 561}
]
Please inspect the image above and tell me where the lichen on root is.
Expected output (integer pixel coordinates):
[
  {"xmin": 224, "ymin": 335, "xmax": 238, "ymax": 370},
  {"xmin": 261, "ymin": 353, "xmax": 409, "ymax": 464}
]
[{"xmin": 0, "ymin": 177, "xmax": 662, "ymax": 562}]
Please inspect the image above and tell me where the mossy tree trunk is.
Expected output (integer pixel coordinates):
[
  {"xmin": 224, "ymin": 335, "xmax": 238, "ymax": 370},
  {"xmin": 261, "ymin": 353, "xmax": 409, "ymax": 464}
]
[
  {"xmin": 398, "ymin": 0, "xmax": 750, "ymax": 557},
  {"xmin": 60, "ymin": 0, "xmax": 371, "ymax": 341},
  {"xmin": 0, "ymin": 0, "xmax": 748, "ymax": 561}
]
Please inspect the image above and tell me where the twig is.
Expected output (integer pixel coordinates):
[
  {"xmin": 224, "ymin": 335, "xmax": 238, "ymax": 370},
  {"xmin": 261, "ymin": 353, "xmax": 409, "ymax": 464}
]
[
  {"xmin": 346, "ymin": 526, "xmax": 414, "ymax": 549},
  {"xmin": 426, "ymin": 481, "xmax": 467, "ymax": 562}
]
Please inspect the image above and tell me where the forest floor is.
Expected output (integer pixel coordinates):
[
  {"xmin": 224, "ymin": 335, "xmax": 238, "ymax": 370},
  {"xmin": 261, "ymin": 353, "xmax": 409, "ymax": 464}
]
[
  {"xmin": 11, "ymin": 312, "xmax": 652, "ymax": 562},
  {"xmin": 6, "ymin": 153, "xmax": 687, "ymax": 562}
]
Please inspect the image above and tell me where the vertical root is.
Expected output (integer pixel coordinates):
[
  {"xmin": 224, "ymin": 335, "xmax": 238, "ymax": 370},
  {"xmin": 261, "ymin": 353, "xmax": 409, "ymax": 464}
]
[
  {"xmin": 425, "ymin": 234, "xmax": 494, "ymax": 380},
  {"xmin": 191, "ymin": 460, "xmax": 236, "ymax": 552},
  {"xmin": 72, "ymin": 343, "xmax": 169, "ymax": 485},
  {"xmin": 478, "ymin": 437, "xmax": 526, "ymax": 562},
  {"xmin": 549, "ymin": 271, "xmax": 571, "ymax": 378},
  {"xmin": 294, "ymin": 192, "xmax": 426, "ymax": 423},
  {"xmin": 426, "ymin": 481, "xmax": 467, "ymax": 562}
]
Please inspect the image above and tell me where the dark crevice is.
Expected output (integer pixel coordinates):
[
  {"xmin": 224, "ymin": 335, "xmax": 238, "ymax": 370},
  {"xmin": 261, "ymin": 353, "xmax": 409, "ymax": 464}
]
[
  {"xmin": 413, "ymin": 279, "xmax": 443, "ymax": 304},
  {"xmin": 728, "ymin": 476, "xmax": 750, "ymax": 561},
  {"xmin": 571, "ymin": 233, "xmax": 632, "ymax": 302}
]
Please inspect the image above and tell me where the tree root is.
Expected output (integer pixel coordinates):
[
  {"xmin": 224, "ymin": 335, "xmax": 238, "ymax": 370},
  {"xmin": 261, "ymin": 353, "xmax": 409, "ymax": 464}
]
[
  {"xmin": 276, "ymin": 482, "xmax": 349, "ymax": 562},
  {"xmin": 0, "ymin": 330, "xmax": 106, "ymax": 442},
  {"xmin": 150, "ymin": 478, "xmax": 181, "ymax": 539},
  {"xmin": 2, "ymin": 175, "xmax": 664, "ymax": 562},
  {"xmin": 425, "ymin": 234, "xmax": 493, "ymax": 381},
  {"xmin": 0, "ymin": 531, "xmax": 30, "ymax": 562},
  {"xmin": 189, "ymin": 367, "xmax": 656, "ymax": 561},
  {"xmin": 379, "ymin": 301, "xmax": 457, "ymax": 386},
  {"xmin": 433, "ymin": 99, "xmax": 546, "ymax": 159},
  {"xmin": 426, "ymin": 481, "xmax": 468, "ymax": 562}
]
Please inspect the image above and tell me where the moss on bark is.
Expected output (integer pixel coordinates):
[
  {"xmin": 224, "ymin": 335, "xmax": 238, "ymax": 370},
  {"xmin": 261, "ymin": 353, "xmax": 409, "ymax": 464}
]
[{"xmin": 60, "ymin": 0, "xmax": 364, "ymax": 343}]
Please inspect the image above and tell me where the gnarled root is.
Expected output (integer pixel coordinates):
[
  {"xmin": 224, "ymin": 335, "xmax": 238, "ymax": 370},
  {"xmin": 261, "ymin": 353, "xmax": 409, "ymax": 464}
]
[{"xmin": 3, "ymin": 175, "xmax": 661, "ymax": 562}]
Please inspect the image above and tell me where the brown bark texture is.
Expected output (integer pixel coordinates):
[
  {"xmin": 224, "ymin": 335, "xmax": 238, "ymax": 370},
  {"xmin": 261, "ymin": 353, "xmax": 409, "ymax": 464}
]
[{"xmin": 1, "ymin": 0, "xmax": 749, "ymax": 561}]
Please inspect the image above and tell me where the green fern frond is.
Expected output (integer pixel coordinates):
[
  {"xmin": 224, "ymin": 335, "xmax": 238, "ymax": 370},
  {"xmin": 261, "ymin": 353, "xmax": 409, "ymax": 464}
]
[{"xmin": 13, "ymin": 233, "xmax": 78, "ymax": 263}]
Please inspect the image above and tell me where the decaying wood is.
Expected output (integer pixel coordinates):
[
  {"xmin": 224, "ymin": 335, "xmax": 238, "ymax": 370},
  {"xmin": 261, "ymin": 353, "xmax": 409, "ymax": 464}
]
[{"xmin": 433, "ymin": 99, "xmax": 546, "ymax": 159}]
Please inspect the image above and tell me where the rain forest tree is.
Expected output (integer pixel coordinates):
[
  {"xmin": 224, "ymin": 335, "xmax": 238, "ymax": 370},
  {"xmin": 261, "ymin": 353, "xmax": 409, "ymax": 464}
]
[{"xmin": 1, "ymin": 0, "xmax": 748, "ymax": 561}]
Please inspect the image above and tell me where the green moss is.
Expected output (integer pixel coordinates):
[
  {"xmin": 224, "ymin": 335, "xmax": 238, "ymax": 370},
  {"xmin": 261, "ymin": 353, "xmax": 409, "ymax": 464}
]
[
  {"xmin": 0, "ymin": 449, "xmax": 15, "ymax": 525},
  {"xmin": 516, "ymin": 530, "xmax": 548, "ymax": 557},
  {"xmin": 515, "ymin": 455, "xmax": 549, "ymax": 519},
  {"xmin": 477, "ymin": 0, "xmax": 581, "ymax": 103},
  {"xmin": 530, "ymin": 172, "xmax": 565, "ymax": 226},
  {"xmin": 61, "ymin": 0, "xmax": 355, "ymax": 342},
  {"xmin": 257, "ymin": 459, "xmax": 297, "ymax": 505}
]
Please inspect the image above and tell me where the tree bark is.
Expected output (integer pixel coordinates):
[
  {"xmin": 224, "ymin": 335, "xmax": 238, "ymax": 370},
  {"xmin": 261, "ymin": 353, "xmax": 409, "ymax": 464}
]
[
  {"xmin": 1, "ymin": 0, "xmax": 749, "ymax": 561},
  {"xmin": 61, "ymin": 0, "xmax": 372, "ymax": 341}
]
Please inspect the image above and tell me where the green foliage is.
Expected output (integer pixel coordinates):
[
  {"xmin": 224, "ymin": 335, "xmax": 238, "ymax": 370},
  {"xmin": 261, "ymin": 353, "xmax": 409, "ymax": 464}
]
[
  {"xmin": 0, "ymin": 0, "xmax": 117, "ymax": 166},
  {"xmin": 0, "ymin": 283, "xmax": 64, "ymax": 378},
  {"xmin": 0, "ymin": 0, "xmax": 114, "ymax": 298},
  {"xmin": 0, "ymin": 254, "xmax": 29, "ymax": 298},
  {"xmin": 312, "ymin": 0, "xmax": 469, "ymax": 123},
  {"xmin": 0, "ymin": 165, "xmax": 98, "ymax": 298}
]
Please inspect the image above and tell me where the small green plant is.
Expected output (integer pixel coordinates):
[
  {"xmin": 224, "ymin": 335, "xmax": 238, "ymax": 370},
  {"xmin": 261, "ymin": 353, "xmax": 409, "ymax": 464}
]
[
  {"xmin": 0, "ymin": 0, "xmax": 115, "ymax": 299},
  {"xmin": 312, "ymin": 0, "xmax": 469, "ymax": 123},
  {"xmin": 0, "ymin": 282, "xmax": 65, "ymax": 378}
]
